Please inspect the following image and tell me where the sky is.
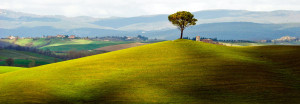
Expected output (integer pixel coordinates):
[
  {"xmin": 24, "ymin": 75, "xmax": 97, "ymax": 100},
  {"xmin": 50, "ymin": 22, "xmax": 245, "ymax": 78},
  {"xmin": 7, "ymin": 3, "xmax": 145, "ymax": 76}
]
[{"xmin": 1, "ymin": 0, "xmax": 300, "ymax": 18}]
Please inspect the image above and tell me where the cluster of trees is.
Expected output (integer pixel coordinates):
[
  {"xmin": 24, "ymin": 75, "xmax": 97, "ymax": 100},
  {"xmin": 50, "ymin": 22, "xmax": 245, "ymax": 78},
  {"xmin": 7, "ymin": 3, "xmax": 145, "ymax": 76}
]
[
  {"xmin": 92, "ymin": 35, "xmax": 149, "ymax": 41},
  {"xmin": 94, "ymin": 36, "xmax": 129, "ymax": 41},
  {"xmin": 3, "ymin": 45, "xmax": 55, "ymax": 57},
  {"xmin": 218, "ymin": 40, "xmax": 255, "ymax": 43},
  {"xmin": 182, "ymin": 36, "xmax": 254, "ymax": 43},
  {"xmin": 5, "ymin": 58, "xmax": 14, "ymax": 66},
  {"xmin": 188, "ymin": 37, "xmax": 218, "ymax": 41},
  {"xmin": 137, "ymin": 35, "xmax": 148, "ymax": 41},
  {"xmin": 2, "ymin": 56, "xmax": 39, "ymax": 67},
  {"xmin": 0, "ymin": 46, "xmax": 55, "ymax": 67}
]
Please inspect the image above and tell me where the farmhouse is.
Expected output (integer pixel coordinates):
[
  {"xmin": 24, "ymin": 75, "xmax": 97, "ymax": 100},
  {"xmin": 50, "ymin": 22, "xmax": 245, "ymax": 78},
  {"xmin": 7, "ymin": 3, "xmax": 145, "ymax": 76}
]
[
  {"xmin": 273, "ymin": 36, "xmax": 299, "ymax": 42},
  {"xmin": 196, "ymin": 36, "xmax": 201, "ymax": 41},
  {"xmin": 202, "ymin": 39, "xmax": 214, "ymax": 43},
  {"xmin": 68, "ymin": 35, "xmax": 76, "ymax": 39},
  {"xmin": 47, "ymin": 36, "xmax": 56, "ymax": 38},
  {"xmin": 56, "ymin": 35, "xmax": 65, "ymax": 38},
  {"xmin": 195, "ymin": 36, "xmax": 223, "ymax": 45},
  {"xmin": 126, "ymin": 37, "xmax": 133, "ymax": 40},
  {"xmin": 8, "ymin": 36, "xmax": 16, "ymax": 40},
  {"xmin": 258, "ymin": 40, "xmax": 267, "ymax": 43}
]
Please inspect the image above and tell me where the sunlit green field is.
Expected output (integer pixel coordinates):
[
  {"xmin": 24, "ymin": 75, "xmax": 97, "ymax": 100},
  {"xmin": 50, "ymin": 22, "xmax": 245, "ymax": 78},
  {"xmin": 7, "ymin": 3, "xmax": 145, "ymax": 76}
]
[
  {"xmin": 2, "ymin": 38, "xmax": 134, "ymax": 51},
  {"xmin": 0, "ymin": 49, "xmax": 60, "ymax": 67},
  {"xmin": 0, "ymin": 66, "xmax": 26, "ymax": 74},
  {"xmin": 2, "ymin": 38, "xmax": 76, "ymax": 47},
  {"xmin": 40, "ymin": 41, "xmax": 133, "ymax": 51},
  {"xmin": 0, "ymin": 39, "xmax": 299, "ymax": 103}
]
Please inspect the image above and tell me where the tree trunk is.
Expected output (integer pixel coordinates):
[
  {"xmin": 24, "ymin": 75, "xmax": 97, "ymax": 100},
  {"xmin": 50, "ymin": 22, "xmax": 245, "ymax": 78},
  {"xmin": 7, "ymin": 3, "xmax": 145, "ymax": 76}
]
[{"xmin": 180, "ymin": 29, "xmax": 183, "ymax": 39}]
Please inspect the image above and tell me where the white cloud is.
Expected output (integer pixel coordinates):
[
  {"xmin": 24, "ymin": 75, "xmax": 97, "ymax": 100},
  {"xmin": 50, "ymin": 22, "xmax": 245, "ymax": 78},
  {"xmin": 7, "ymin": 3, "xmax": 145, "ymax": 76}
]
[{"xmin": 1, "ymin": 0, "xmax": 300, "ymax": 17}]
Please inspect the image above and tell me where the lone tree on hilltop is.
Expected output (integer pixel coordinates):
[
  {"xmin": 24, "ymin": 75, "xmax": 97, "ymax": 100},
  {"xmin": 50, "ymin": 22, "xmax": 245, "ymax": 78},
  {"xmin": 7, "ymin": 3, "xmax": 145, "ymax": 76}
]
[{"xmin": 168, "ymin": 11, "xmax": 197, "ymax": 39}]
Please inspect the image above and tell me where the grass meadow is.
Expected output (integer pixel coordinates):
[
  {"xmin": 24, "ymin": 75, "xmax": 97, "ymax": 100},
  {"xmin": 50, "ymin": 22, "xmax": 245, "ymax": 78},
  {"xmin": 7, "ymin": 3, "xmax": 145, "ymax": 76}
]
[
  {"xmin": 0, "ymin": 39, "xmax": 299, "ymax": 103},
  {"xmin": 0, "ymin": 49, "xmax": 59, "ymax": 67},
  {"xmin": 0, "ymin": 66, "xmax": 26, "ymax": 74}
]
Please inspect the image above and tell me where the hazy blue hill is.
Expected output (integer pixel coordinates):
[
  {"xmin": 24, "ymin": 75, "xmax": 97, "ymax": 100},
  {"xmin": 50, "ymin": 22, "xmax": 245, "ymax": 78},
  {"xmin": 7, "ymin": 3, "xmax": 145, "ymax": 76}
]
[
  {"xmin": 0, "ymin": 26, "xmax": 65, "ymax": 37},
  {"xmin": 192, "ymin": 10, "xmax": 300, "ymax": 19},
  {"xmin": 17, "ymin": 16, "xmax": 61, "ymax": 22},
  {"xmin": 193, "ymin": 10, "xmax": 255, "ymax": 19},
  {"xmin": 92, "ymin": 15, "xmax": 168, "ymax": 28},
  {"xmin": 0, "ymin": 16, "xmax": 15, "ymax": 21},
  {"xmin": 144, "ymin": 22, "xmax": 300, "ymax": 40},
  {"xmin": 66, "ymin": 28, "xmax": 136, "ymax": 37},
  {"xmin": 2, "ymin": 22, "xmax": 300, "ymax": 40},
  {"xmin": 0, "ymin": 27, "xmax": 140, "ymax": 38},
  {"xmin": 2, "ymin": 9, "xmax": 300, "ymax": 40},
  {"xmin": 0, "ymin": 16, "xmax": 60, "ymax": 22}
]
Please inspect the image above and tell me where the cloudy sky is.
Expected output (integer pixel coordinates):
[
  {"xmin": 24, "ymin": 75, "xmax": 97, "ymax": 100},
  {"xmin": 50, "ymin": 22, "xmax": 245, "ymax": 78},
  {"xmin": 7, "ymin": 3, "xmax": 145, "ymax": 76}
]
[{"xmin": 1, "ymin": 0, "xmax": 300, "ymax": 18}]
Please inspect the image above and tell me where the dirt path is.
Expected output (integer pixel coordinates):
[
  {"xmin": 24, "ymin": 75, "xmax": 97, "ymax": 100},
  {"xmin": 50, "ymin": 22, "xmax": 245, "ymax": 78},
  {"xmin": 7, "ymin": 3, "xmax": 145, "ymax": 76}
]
[{"xmin": 95, "ymin": 42, "xmax": 148, "ymax": 51}]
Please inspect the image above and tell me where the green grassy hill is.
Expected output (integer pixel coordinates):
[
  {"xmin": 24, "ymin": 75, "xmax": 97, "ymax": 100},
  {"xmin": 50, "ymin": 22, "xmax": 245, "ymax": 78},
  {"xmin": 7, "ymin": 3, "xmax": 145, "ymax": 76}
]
[
  {"xmin": 0, "ymin": 66, "xmax": 26, "ymax": 74},
  {"xmin": 0, "ymin": 49, "xmax": 59, "ymax": 67},
  {"xmin": 0, "ymin": 40, "xmax": 299, "ymax": 103}
]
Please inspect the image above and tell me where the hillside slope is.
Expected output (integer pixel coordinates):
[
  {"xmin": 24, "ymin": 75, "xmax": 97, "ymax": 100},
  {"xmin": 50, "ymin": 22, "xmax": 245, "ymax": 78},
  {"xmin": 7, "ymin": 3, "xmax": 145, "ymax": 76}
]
[
  {"xmin": 95, "ymin": 42, "xmax": 148, "ymax": 51},
  {"xmin": 0, "ymin": 40, "xmax": 299, "ymax": 103},
  {"xmin": 0, "ymin": 66, "xmax": 26, "ymax": 74}
]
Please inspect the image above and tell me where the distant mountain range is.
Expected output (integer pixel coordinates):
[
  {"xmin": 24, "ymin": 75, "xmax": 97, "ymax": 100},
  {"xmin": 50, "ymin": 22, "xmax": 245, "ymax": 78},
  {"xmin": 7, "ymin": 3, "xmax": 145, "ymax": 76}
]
[{"xmin": 1, "ymin": 9, "xmax": 300, "ymax": 40}]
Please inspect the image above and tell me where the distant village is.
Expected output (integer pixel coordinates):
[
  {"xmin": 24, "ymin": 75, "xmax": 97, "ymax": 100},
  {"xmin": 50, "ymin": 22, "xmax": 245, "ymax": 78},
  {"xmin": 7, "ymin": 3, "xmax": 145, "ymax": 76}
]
[
  {"xmin": 187, "ymin": 35, "xmax": 300, "ymax": 44},
  {"xmin": 6, "ymin": 35, "xmax": 77, "ymax": 40},
  {"xmin": 5, "ymin": 35, "xmax": 149, "ymax": 41},
  {"xmin": 4, "ymin": 35, "xmax": 300, "ymax": 44},
  {"xmin": 256, "ymin": 36, "xmax": 300, "ymax": 43}
]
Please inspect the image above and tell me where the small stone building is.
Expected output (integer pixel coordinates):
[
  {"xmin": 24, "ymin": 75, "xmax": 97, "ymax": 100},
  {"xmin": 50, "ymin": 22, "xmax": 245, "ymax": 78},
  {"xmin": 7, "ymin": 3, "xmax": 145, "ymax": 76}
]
[
  {"xmin": 56, "ymin": 35, "xmax": 65, "ymax": 38},
  {"xmin": 202, "ymin": 39, "xmax": 214, "ymax": 43},
  {"xmin": 8, "ymin": 36, "xmax": 16, "ymax": 40},
  {"xmin": 68, "ymin": 35, "xmax": 76, "ymax": 39},
  {"xmin": 196, "ymin": 36, "xmax": 201, "ymax": 41}
]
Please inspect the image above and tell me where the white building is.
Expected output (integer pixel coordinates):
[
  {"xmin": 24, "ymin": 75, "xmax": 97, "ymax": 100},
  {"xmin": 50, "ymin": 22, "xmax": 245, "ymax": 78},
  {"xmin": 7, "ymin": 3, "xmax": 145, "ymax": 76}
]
[{"xmin": 8, "ymin": 36, "xmax": 16, "ymax": 40}]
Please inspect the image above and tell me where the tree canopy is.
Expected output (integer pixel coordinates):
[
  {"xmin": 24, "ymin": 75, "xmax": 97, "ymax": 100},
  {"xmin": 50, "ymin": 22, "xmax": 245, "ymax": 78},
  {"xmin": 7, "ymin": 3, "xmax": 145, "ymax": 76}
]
[{"xmin": 168, "ymin": 11, "xmax": 197, "ymax": 39}]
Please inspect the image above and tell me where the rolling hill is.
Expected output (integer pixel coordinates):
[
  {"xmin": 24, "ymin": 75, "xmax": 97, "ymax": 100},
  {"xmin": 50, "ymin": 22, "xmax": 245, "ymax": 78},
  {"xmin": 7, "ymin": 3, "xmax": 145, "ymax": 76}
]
[
  {"xmin": 0, "ymin": 66, "xmax": 26, "ymax": 74},
  {"xmin": 0, "ymin": 40, "xmax": 299, "ymax": 103},
  {"xmin": 94, "ymin": 42, "xmax": 148, "ymax": 51}
]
